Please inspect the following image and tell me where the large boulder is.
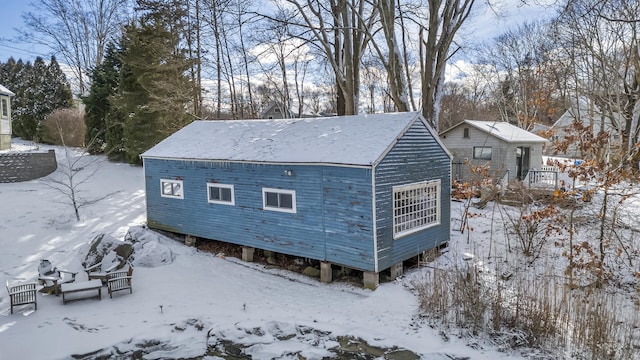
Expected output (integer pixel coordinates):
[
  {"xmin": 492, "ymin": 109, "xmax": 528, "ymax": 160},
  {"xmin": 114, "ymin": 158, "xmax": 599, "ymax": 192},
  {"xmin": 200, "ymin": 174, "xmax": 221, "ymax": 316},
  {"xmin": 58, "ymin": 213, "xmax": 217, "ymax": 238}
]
[
  {"xmin": 83, "ymin": 233, "xmax": 133, "ymax": 268},
  {"xmin": 124, "ymin": 225, "xmax": 174, "ymax": 267}
]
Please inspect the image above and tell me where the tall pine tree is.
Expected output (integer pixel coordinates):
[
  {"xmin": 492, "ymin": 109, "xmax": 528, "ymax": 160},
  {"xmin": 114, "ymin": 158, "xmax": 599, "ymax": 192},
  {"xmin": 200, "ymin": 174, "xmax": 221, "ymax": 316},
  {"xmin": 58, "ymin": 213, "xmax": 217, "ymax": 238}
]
[
  {"xmin": 2, "ymin": 56, "xmax": 72, "ymax": 141},
  {"xmin": 111, "ymin": 0, "xmax": 196, "ymax": 164},
  {"xmin": 83, "ymin": 42, "xmax": 124, "ymax": 157}
]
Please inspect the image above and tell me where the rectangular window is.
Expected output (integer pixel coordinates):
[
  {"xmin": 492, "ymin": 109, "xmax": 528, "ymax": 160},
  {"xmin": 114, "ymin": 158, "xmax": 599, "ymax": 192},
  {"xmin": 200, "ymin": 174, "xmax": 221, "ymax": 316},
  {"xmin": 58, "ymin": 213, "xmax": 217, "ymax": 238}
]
[
  {"xmin": 160, "ymin": 179, "xmax": 183, "ymax": 199},
  {"xmin": 393, "ymin": 180, "xmax": 440, "ymax": 239},
  {"xmin": 262, "ymin": 188, "xmax": 296, "ymax": 213},
  {"xmin": 463, "ymin": 127, "xmax": 469, "ymax": 138},
  {"xmin": 473, "ymin": 146, "xmax": 492, "ymax": 160},
  {"xmin": 1, "ymin": 98, "xmax": 8, "ymax": 118},
  {"xmin": 207, "ymin": 183, "xmax": 234, "ymax": 205}
]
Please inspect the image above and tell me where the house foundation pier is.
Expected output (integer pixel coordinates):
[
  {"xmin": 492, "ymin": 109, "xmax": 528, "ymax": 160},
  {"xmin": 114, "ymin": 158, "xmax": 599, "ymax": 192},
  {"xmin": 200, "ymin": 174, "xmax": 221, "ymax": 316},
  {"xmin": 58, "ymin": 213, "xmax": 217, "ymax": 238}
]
[
  {"xmin": 320, "ymin": 262, "xmax": 332, "ymax": 283},
  {"xmin": 242, "ymin": 247, "xmax": 255, "ymax": 262},
  {"xmin": 390, "ymin": 262, "xmax": 403, "ymax": 280},
  {"xmin": 363, "ymin": 271, "xmax": 379, "ymax": 290}
]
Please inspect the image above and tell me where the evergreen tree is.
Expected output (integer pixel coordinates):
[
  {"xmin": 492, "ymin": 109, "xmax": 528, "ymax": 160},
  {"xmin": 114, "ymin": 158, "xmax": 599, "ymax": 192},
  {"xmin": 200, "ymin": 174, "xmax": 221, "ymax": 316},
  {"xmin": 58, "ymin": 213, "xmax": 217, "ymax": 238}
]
[
  {"xmin": 83, "ymin": 42, "xmax": 123, "ymax": 156},
  {"xmin": 3, "ymin": 56, "xmax": 72, "ymax": 141},
  {"xmin": 45, "ymin": 57, "xmax": 73, "ymax": 110},
  {"xmin": 112, "ymin": 0, "xmax": 196, "ymax": 164},
  {"xmin": 12, "ymin": 59, "xmax": 43, "ymax": 140},
  {"xmin": 0, "ymin": 58, "xmax": 27, "ymax": 131}
]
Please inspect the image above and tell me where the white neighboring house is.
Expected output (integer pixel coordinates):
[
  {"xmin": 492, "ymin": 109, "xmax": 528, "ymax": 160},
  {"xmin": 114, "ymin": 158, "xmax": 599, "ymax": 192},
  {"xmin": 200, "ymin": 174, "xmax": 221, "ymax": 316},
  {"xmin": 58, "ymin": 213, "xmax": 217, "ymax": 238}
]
[
  {"xmin": 439, "ymin": 119, "xmax": 549, "ymax": 182},
  {"xmin": 0, "ymin": 84, "xmax": 15, "ymax": 150},
  {"xmin": 550, "ymin": 102, "xmax": 624, "ymax": 158}
]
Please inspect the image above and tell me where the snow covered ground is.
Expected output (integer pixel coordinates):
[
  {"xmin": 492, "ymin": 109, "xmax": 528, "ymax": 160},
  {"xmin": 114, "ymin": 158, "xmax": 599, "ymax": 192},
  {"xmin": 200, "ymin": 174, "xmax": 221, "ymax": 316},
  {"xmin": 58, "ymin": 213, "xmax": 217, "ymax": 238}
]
[
  {"xmin": 3, "ymin": 139, "xmax": 639, "ymax": 359},
  {"xmin": 1, "ymin": 140, "xmax": 521, "ymax": 359}
]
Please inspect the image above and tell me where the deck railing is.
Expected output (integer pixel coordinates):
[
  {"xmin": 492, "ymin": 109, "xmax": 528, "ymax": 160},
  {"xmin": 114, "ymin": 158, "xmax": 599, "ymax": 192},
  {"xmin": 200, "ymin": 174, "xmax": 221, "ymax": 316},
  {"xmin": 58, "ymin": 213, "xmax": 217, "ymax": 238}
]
[{"xmin": 526, "ymin": 170, "xmax": 558, "ymax": 188}]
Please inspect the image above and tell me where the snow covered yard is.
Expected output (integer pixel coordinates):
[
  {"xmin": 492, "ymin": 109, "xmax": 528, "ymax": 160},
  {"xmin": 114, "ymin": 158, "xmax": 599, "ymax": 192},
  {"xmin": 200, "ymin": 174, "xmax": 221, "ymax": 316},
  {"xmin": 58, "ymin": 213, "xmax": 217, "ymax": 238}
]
[
  {"xmin": 3, "ymin": 139, "xmax": 639, "ymax": 359},
  {"xmin": 415, "ymin": 183, "xmax": 640, "ymax": 359},
  {"xmin": 1, "ymin": 140, "xmax": 516, "ymax": 359}
]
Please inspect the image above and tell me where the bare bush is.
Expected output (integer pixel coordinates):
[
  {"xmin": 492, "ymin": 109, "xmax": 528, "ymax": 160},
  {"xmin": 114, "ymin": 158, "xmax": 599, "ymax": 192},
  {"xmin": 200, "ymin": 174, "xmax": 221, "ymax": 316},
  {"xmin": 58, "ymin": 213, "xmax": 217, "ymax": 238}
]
[
  {"xmin": 413, "ymin": 264, "xmax": 639, "ymax": 359},
  {"xmin": 414, "ymin": 262, "xmax": 490, "ymax": 336},
  {"xmin": 502, "ymin": 200, "xmax": 564, "ymax": 263},
  {"xmin": 41, "ymin": 108, "xmax": 86, "ymax": 147}
]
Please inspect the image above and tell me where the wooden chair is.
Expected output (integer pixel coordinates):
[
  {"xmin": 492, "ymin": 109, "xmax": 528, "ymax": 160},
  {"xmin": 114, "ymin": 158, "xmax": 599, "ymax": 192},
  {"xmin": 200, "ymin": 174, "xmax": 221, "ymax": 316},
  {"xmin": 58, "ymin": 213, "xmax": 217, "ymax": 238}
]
[
  {"xmin": 6, "ymin": 281, "xmax": 38, "ymax": 314},
  {"xmin": 106, "ymin": 265, "xmax": 133, "ymax": 299},
  {"xmin": 37, "ymin": 259, "xmax": 77, "ymax": 296},
  {"xmin": 84, "ymin": 251, "xmax": 125, "ymax": 284}
]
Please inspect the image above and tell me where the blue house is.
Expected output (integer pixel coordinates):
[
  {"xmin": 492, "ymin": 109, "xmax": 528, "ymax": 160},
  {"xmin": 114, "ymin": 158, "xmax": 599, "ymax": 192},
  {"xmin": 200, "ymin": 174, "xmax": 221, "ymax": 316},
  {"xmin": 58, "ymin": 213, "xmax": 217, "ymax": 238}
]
[{"xmin": 141, "ymin": 112, "xmax": 451, "ymax": 288}]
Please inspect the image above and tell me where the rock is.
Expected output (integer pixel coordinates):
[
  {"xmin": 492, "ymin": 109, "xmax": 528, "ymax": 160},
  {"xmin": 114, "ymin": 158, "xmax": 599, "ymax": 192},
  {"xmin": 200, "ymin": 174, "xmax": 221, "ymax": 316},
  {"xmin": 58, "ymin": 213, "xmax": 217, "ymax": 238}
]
[
  {"xmin": 302, "ymin": 266, "xmax": 321, "ymax": 278},
  {"xmin": 83, "ymin": 233, "xmax": 133, "ymax": 268}
]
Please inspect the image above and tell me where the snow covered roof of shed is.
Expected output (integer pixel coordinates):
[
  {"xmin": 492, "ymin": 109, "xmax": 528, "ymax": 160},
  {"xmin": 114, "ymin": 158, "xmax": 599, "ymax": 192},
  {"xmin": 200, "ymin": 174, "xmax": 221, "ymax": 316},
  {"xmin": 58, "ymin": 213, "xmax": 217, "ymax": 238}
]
[
  {"xmin": 142, "ymin": 112, "xmax": 431, "ymax": 166},
  {"xmin": 441, "ymin": 119, "xmax": 548, "ymax": 143},
  {"xmin": 0, "ymin": 84, "xmax": 15, "ymax": 96}
]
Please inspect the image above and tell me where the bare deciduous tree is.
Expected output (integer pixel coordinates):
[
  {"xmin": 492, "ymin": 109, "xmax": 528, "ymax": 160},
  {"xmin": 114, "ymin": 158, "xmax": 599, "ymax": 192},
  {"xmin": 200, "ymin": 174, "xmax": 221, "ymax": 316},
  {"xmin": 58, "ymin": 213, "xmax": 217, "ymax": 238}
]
[
  {"xmin": 21, "ymin": 0, "xmax": 131, "ymax": 94},
  {"xmin": 419, "ymin": 0, "xmax": 475, "ymax": 131},
  {"xmin": 279, "ymin": 0, "xmax": 377, "ymax": 115},
  {"xmin": 478, "ymin": 22, "xmax": 563, "ymax": 130},
  {"xmin": 43, "ymin": 123, "xmax": 118, "ymax": 221}
]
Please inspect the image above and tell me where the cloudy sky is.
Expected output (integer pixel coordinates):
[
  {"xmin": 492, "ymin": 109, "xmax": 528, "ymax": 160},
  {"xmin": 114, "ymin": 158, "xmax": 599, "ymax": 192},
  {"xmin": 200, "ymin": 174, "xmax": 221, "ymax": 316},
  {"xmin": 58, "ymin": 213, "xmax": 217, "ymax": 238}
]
[{"xmin": 0, "ymin": 0, "xmax": 559, "ymax": 63}]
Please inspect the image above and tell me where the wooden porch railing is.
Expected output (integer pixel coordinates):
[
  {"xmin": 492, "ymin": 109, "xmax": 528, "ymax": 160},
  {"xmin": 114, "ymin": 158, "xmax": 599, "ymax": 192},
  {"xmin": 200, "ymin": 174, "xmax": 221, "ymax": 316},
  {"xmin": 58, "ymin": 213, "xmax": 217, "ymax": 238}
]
[{"xmin": 526, "ymin": 170, "xmax": 558, "ymax": 188}]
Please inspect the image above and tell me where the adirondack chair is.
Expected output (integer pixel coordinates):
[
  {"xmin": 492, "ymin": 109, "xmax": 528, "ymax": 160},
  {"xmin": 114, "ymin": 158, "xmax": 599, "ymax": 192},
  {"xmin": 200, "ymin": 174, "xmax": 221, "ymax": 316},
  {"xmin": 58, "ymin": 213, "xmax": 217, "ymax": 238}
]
[
  {"xmin": 37, "ymin": 259, "xmax": 77, "ymax": 296},
  {"xmin": 6, "ymin": 281, "xmax": 38, "ymax": 314},
  {"xmin": 83, "ymin": 251, "xmax": 125, "ymax": 284},
  {"xmin": 106, "ymin": 265, "xmax": 134, "ymax": 298}
]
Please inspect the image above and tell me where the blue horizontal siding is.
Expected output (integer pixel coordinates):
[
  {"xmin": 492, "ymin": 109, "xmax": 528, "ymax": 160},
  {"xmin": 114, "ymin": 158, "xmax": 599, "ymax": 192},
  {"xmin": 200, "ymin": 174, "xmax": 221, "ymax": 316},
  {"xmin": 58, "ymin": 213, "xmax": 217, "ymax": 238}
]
[
  {"xmin": 374, "ymin": 120, "xmax": 451, "ymax": 271},
  {"xmin": 321, "ymin": 167, "xmax": 375, "ymax": 271},
  {"xmin": 144, "ymin": 116, "xmax": 451, "ymax": 274},
  {"xmin": 145, "ymin": 159, "xmax": 376, "ymax": 269}
]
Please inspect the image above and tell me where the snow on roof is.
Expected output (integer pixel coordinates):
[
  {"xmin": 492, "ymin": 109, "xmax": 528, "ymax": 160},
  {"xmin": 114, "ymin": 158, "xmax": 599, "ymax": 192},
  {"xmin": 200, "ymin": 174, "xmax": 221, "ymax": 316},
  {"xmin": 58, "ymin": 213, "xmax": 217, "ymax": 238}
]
[
  {"xmin": 463, "ymin": 120, "xmax": 548, "ymax": 143},
  {"xmin": 552, "ymin": 105, "xmax": 622, "ymax": 133},
  {"xmin": 0, "ymin": 84, "xmax": 15, "ymax": 96},
  {"xmin": 142, "ymin": 112, "xmax": 424, "ymax": 166}
]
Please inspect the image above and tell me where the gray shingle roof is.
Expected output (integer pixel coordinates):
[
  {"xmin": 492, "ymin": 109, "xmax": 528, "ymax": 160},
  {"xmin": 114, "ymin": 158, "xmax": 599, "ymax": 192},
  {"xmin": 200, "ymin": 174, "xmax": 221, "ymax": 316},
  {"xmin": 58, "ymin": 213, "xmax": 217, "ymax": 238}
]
[{"xmin": 142, "ymin": 112, "xmax": 428, "ymax": 166}]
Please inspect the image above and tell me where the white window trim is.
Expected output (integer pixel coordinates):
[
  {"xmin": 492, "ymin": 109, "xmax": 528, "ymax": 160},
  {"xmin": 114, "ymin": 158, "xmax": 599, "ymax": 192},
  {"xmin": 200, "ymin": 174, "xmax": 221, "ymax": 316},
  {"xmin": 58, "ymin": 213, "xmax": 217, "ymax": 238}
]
[
  {"xmin": 1, "ymin": 98, "xmax": 8, "ymax": 119},
  {"xmin": 262, "ymin": 188, "xmax": 297, "ymax": 213},
  {"xmin": 160, "ymin": 179, "xmax": 184, "ymax": 199},
  {"xmin": 473, "ymin": 146, "xmax": 492, "ymax": 160},
  {"xmin": 207, "ymin": 183, "xmax": 235, "ymax": 205},
  {"xmin": 392, "ymin": 180, "xmax": 441, "ymax": 239}
]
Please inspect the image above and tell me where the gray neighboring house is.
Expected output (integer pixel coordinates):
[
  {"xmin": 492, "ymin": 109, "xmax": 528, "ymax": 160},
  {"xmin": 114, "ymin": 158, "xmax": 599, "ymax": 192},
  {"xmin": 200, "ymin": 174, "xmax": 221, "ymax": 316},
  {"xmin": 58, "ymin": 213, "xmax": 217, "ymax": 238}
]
[
  {"xmin": 0, "ymin": 84, "xmax": 15, "ymax": 150},
  {"xmin": 551, "ymin": 103, "xmax": 623, "ymax": 158},
  {"xmin": 440, "ymin": 119, "xmax": 548, "ymax": 182},
  {"xmin": 260, "ymin": 102, "xmax": 292, "ymax": 119}
]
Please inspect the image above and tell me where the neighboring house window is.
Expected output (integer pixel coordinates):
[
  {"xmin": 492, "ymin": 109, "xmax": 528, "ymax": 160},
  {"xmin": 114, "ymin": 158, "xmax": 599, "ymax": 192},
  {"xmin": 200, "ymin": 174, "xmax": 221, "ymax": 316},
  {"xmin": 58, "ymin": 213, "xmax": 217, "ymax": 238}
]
[
  {"xmin": 207, "ymin": 183, "xmax": 234, "ymax": 205},
  {"xmin": 463, "ymin": 128, "xmax": 469, "ymax": 138},
  {"xmin": 393, "ymin": 180, "xmax": 441, "ymax": 239},
  {"xmin": 473, "ymin": 146, "xmax": 492, "ymax": 160},
  {"xmin": 160, "ymin": 179, "xmax": 183, "ymax": 199},
  {"xmin": 262, "ymin": 188, "xmax": 296, "ymax": 213},
  {"xmin": 1, "ymin": 98, "xmax": 8, "ymax": 118}
]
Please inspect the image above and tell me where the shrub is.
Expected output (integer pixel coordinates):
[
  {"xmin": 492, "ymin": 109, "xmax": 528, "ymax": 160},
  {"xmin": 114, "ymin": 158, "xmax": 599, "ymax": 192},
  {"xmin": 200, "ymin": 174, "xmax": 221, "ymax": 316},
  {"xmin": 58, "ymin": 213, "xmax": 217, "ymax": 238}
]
[
  {"xmin": 413, "ymin": 263, "xmax": 639, "ymax": 359},
  {"xmin": 40, "ymin": 108, "xmax": 86, "ymax": 147}
]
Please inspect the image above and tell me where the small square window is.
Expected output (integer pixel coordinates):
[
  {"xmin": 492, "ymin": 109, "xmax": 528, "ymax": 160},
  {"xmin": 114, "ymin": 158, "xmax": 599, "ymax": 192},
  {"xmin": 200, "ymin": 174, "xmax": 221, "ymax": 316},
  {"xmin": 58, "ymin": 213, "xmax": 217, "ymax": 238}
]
[
  {"xmin": 160, "ymin": 179, "xmax": 184, "ymax": 199},
  {"xmin": 473, "ymin": 147, "xmax": 492, "ymax": 160},
  {"xmin": 208, "ymin": 183, "xmax": 235, "ymax": 205},
  {"xmin": 262, "ymin": 188, "xmax": 296, "ymax": 213}
]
